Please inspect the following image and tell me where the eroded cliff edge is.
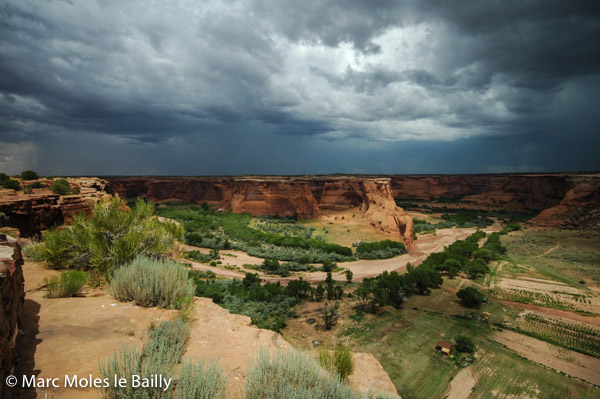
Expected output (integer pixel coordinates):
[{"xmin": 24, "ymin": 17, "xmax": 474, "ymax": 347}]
[
  {"xmin": 109, "ymin": 176, "xmax": 414, "ymax": 245},
  {"xmin": 0, "ymin": 236, "xmax": 24, "ymax": 399},
  {"xmin": 389, "ymin": 173, "xmax": 600, "ymax": 230}
]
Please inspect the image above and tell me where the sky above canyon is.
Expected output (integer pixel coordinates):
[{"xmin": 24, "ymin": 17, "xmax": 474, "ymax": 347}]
[{"xmin": 1, "ymin": 1, "xmax": 599, "ymax": 175}]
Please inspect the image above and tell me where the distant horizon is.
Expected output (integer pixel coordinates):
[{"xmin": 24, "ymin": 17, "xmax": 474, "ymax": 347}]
[{"xmin": 4, "ymin": 170, "xmax": 599, "ymax": 179}]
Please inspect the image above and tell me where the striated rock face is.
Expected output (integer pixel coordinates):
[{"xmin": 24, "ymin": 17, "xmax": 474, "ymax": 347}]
[
  {"xmin": 389, "ymin": 174, "xmax": 572, "ymax": 211},
  {"xmin": 530, "ymin": 176, "xmax": 600, "ymax": 230},
  {"xmin": 0, "ymin": 236, "xmax": 24, "ymax": 399},
  {"xmin": 390, "ymin": 173, "xmax": 600, "ymax": 229},
  {"xmin": 0, "ymin": 178, "xmax": 111, "ymax": 237},
  {"xmin": 109, "ymin": 176, "xmax": 414, "ymax": 244}
]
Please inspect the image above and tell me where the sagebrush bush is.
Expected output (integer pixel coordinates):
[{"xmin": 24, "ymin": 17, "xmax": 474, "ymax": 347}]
[
  {"xmin": 318, "ymin": 346, "xmax": 355, "ymax": 380},
  {"xmin": 176, "ymin": 359, "xmax": 227, "ymax": 399},
  {"xmin": 100, "ymin": 318, "xmax": 224, "ymax": 399},
  {"xmin": 143, "ymin": 318, "xmax": 190, "ymax": 368},
  {"xmin": 246, "ymin": 350, "xmax": 359, "ymax": 399},
  {"xmin": 109, "ymin": 256, "xmax": 195, "ymax": 309},
  {"xmin": 36, "ymin": 197, "xmax": 183, "ymax": 274},
  {"xmin": 44, "ymin": 270, "xmax": 88, "ymax": 298}
]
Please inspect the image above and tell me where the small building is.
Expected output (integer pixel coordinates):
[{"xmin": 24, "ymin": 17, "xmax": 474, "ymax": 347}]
[{"xmin": 436, "ymin": 340, "xmax": 453, "ymax": 355}]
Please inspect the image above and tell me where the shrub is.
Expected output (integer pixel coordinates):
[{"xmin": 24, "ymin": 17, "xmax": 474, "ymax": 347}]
[
  {"xmin": 176, "ymin": 360, "xmax": 227, "ymax": 399},
  {"xmin": 144, "ymin": 318, "xmax": 191, "ymax": 368},
  {"xmin": 0, "ymin": 172, "xmax": 8, "ymax": 184},
  {"xmin": 37, "ymin": 197, "xmax": 183, "ymax": 274},
  {"xmin": 28, "ymin": 181, "xmax": 45, "ymax": 189},
  {"xmin": 320, "ymin": 302, "xmax": 339, "ymax": 330},
  {"xmin": 457, "ymin": 286, "xmax": 484, "ymax": 308},
  {"xmin": 2, "ymin": 179, "xmax": 21, "ymax": 191},
  {"xmin": 44, "ymin": 270, "xmax": 88, "ymax": 298},
  {"xmin": 23, "ymin": 186, "xmax": 33, "ymax": 194},
  {"xmin": 50, "ymin": 178, "xmax": 72, "ymax": 195},
  {"xmin": 110, "ymin": 256, "xmax": 195, "ymax": 309},
  {"xmin": 355, "ymin": 240, "xmax": 407, "ymax": 259},
  {"xmin": 318, "ymin": 346, "xmax": 355, "ymax": 380},
  {"xmin": 20, "ymin": 170, "xmax": 39, "ymax": 180},
  {"xmin": 100, "ymin": 318, "xmax": 225, "ymax": 399},
  {"xmin": 246, "ymin": 350, "xmax": 358, "ymax": 399},
  {"xmin": 455, "ymin": 335, "xmax": 475, "ymax": 353}
]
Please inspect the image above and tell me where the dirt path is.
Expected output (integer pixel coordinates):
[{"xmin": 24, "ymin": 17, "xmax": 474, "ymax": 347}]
[
  {"xmin": 494, "ymin": 330, "xmax": 600, "ymax": 386},
  {"xmin": 445, "ymin": 366, "xmax": 476, "ymax": 399},
  {"xmin": 535, "ymin": 242, "xmax": 560, "ymax": 258}
]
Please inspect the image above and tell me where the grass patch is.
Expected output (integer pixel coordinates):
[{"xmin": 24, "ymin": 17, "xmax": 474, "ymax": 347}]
[
  {"xmin": 502, "ymin": 230, "xmax": 600, "ymax": 287},
  {"xmin": 343, "ymin": 282, "xmax": 600, "ymax": 398},
  {"xmin": 44, "ymin": 270, "xmax": 88, "ymax": 298},
  {"xmin": 318, "ymin": 346, "xmax": 355, "ymax": 380}
]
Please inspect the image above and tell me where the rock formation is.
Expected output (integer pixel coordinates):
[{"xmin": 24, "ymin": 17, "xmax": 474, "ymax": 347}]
[
  {"xmin": 390, "ymin": 173, "xmax": 600, "ymax": 229},
  {"xmin": 0, "ymin": 177, "xmax": 111, "ymax": 237},
  {"xmin": 109, "ymin": 176, "xmax": 414, "ymax": 245},
  {"xmin": 0, "ymin": 235, "xmax": 24, "ymax": 399}
]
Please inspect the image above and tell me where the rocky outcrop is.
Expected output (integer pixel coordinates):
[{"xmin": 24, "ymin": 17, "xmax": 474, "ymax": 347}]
[
  {"xmin": 389, "ymin": 174, "xmax": 572, "ymax": 211},
  {"xmin": 361, "ymin": 179, "xmax": 413, "ymax": 245},
  {"xmin": 0, "ymin": 178, "xmax": 111, "ymax": 237},
  {"xmin": 530, "ymin": 176, "xmax": 600, "ymax": 230},
  {"xmin": 185, "ymin": 298, "xmax": 400, "ymax": 399},
  {"xmin": 109, "ymin": 176, "xmax": 413, "ymax": 244},
  {"xmin": 0, "ymin": 236, "xmax": 24, "ymax": 399},
  {"xmin": 390, "ymin": 173, "xmax": 600, "ymax": 229}
]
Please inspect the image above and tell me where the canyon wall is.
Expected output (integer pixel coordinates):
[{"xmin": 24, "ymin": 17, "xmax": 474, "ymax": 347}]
[
  {"xmin": 389, "ymin": 174, "xmax": 600, "ymax": 229},
  {"xmin": 109, "ymin": 176, "xmax": 414, "ymax": 244},
  {"xmin": 0, "ymin": 178, "xmax": 112, "ymax": 237},
  {"xmin": 0, "ymin": 236, "xmax": 24, "ymax": 399},
  {"xmin": 109, "ymin": 173, "xmax": 600, "ymax": 232}
]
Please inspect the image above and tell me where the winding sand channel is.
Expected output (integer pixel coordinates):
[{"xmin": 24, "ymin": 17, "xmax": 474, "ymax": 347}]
[{"xmin": 181, "ymin": 224, "xmax": 501, "ymax": 284}]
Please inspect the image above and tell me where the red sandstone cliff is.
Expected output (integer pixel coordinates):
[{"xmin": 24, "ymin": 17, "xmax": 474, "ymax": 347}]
[
  {"xmin": 389, "ymin": 173, "xmax": 600, "ymax": 229},
  {"xmin": 109, "ymin": 176, "xmax": 414, "ymax": 245},
  {"xmin": 0, "ymin": 178, "xmax": 111, "ymax": 237}
]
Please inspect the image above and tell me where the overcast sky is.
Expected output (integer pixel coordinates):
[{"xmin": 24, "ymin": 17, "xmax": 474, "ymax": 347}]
[{"xmin": 1, "ymin": 1, "xmax": 599, "ymax": 175}]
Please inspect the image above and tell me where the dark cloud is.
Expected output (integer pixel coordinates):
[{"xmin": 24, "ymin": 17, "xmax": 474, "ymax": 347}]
[{"xmin": 0, "ymin": 0, "xmax": 598, "ymax": 174}]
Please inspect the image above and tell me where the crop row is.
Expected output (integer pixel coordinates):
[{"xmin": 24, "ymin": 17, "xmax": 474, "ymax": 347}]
[{"xmin": 492, "ymin": 288, "xmax": 583, "ymax": 312}]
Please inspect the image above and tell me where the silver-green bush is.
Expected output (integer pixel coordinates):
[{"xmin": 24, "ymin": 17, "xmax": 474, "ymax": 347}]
[
  {"xmin": 245, "ymin": 350, "xmax": 359, "ymax": 399},
  {"xmin": 109, "ymin": 256, "xmax": 195, "ymax": 309},
  {"xmin": 176, "ymin": 359, "xmax": 227, "ymax": 399}
]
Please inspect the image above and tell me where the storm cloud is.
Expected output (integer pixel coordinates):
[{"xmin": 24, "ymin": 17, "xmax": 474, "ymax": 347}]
[{"xmin": 0, "ymin": 0, "xmax": 599, "ymax": 174}]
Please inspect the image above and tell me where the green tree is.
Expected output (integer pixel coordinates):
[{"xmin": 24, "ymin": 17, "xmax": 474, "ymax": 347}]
[
  {"xmin": 20, "ymin": 170, "xmax": 39, "ymax": 180},
  {"xmin": 2, "ymin": 179, "xmax": 21, "ymax": 191},
  {"xmin": 314, "ymin": 283, "xmax": 325, "ymax": 301},
  {"xmin": 457, "ymin": 286, "xmax": 484, "ymax": 308},
  {"xmin": 455, "ymin": 335, "xmax": 475, "ymax": 353},
  {"xmin": 50, "ymin": 178, "xmax": 72, "ymax": 195},
  {"xmin": 320, "ymin": 302, "xmax": 339, "ymax": 330},
  {"xmin": 344, "ymin": 269, "xmax": 353, "ymax": 283},
  {"xmin": 0, "ymin": 173, "xmax": 9, "ymax": 184}
]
